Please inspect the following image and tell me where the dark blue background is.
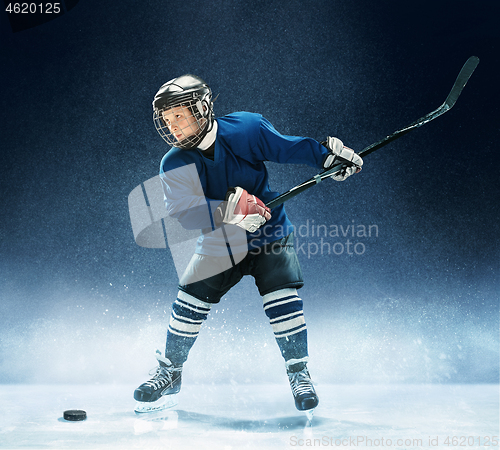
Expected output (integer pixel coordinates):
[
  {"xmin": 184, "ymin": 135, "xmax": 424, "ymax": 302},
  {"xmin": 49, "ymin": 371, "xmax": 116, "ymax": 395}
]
[{"xmin": 0, "ymin": 0, "xmax": 498, "ymax": 385}]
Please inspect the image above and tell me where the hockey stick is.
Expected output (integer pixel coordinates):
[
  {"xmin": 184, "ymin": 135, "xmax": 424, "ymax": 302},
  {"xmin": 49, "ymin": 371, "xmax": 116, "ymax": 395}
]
[{"xmin": 266, "ymin": 56, "xmax": 480, "ymax": 210}]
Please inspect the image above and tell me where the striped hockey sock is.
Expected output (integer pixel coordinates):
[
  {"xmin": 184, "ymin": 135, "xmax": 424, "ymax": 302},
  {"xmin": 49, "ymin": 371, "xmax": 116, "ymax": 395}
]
[
  {"xmin": 262, "ymin": 288, "xmax": 308, "ymax": 364},
  {"xmin": 165, "ymin": 291, "xmax": 211, "ymax": 365}
]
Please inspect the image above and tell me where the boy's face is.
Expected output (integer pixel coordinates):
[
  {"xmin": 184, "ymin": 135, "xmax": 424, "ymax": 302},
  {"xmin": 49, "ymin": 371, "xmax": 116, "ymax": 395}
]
[{"xmin": 161, "ymin": 105, "xmax": 202, "ymax": 143}]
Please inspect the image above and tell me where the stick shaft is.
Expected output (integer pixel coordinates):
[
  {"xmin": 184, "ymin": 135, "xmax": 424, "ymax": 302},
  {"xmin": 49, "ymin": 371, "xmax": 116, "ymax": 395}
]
[{"xmin": 266, "ymin": 56, "xmax": 479, "ymax": 210}]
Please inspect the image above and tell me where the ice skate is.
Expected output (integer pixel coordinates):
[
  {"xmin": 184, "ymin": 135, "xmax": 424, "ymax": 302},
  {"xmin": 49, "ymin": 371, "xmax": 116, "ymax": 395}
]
[
  {"xmin": 287, "ymin": 366, "xmax": 319, "ymax": 414},
  {"xmin": 134, "ymin": 350, "xmax": 182, "ymax": 413}
]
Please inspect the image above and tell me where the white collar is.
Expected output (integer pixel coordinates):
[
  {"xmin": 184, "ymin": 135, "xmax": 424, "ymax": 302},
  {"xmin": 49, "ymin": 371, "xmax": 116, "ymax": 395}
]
[{"xmin": 198, "ymin": 120, "xmax": 218, "ymax": 151}]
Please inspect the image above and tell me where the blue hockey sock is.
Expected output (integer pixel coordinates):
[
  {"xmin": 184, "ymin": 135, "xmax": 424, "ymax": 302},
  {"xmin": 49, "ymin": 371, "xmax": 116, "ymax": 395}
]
[
  {"xmin": 262, "ymin": 288, "xmax": 309, "ymax": 363},
  {"xmin": 165, "ymin": 291, "xmax": 211, "ymax": 365}
]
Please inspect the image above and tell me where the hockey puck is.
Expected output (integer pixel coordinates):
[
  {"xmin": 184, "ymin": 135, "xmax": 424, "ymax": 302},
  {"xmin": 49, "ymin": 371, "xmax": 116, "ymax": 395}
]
[{"xmin": 63, "ymin": 410, "xmax": 87, "ymax": 421}]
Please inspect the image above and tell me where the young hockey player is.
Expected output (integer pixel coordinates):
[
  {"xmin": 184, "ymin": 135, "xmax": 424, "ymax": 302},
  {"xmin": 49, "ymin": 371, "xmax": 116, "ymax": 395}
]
[{"xmin": 134, "ymin": 74, "xmax": 362, "ymax": 414}]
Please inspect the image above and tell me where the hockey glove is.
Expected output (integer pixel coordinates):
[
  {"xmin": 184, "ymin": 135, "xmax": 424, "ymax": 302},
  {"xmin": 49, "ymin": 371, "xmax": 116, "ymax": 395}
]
[
  {"xmin": 323, "ymin": 136, "xmax": 363, "ymax": 181},
  {"xmin": 215, "ymin": 187, "xmax": 271, "ymax": 233}
]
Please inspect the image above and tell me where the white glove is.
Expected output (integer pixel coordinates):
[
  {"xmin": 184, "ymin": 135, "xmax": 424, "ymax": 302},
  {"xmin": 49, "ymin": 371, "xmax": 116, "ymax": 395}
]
[
  {"xmin": 216, "ymin": 187, "xmax": 271, "ymax": 233},
  {"xmin": 323, "ymin": 136, "xmax": 363, "ymax": 181}
]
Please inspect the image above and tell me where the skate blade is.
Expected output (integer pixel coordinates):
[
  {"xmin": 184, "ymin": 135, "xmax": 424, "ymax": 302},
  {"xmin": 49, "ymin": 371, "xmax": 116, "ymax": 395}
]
[
  {"xmin": 134, "ymin": 394, "xmax": 178, "ymax": 414},
  {"xmin": 305, "ymin": 408, "xmax": 315, "ymax": 422}
]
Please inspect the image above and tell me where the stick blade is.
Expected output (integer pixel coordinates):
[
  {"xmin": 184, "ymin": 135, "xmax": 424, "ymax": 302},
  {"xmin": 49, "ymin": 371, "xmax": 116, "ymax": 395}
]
[{"xmin": 445, "ymin": 56, "xmax": 480, "ymax": 109}]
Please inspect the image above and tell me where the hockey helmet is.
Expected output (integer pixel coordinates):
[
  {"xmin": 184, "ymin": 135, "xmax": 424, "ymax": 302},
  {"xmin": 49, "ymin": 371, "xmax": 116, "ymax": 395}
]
[{"xmin": 153, "ymin": 74, "xmax": 214, "ymax": 150}]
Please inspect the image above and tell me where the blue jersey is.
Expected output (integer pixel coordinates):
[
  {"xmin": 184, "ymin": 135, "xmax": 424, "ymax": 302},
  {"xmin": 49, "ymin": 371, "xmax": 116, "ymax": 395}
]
[{"xmin": 159, "ymin": 112, "xmax": 329, "ymax": 255}]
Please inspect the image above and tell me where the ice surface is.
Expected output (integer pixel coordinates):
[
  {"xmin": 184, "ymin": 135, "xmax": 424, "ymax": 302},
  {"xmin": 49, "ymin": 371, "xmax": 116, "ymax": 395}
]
[{"xmin": 0, "ymin": 384, "xmax": 497, "ymax": 450}]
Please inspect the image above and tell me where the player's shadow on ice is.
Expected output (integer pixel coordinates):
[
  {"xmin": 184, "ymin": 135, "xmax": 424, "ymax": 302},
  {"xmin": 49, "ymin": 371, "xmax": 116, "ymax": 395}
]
[
  {"xmin": 148, "ymin": 409, "xmax": 336, "ymax": 431},
  {"xmin": 135, "ymin": 410, "xmax": 402, "ymax": 433}
]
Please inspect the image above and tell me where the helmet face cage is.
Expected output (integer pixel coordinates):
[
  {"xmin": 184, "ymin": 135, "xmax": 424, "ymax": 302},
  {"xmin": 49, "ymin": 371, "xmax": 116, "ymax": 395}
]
[{"xmin": 153, "ymin": 84, "xmax": 214, "ymax": 150}]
